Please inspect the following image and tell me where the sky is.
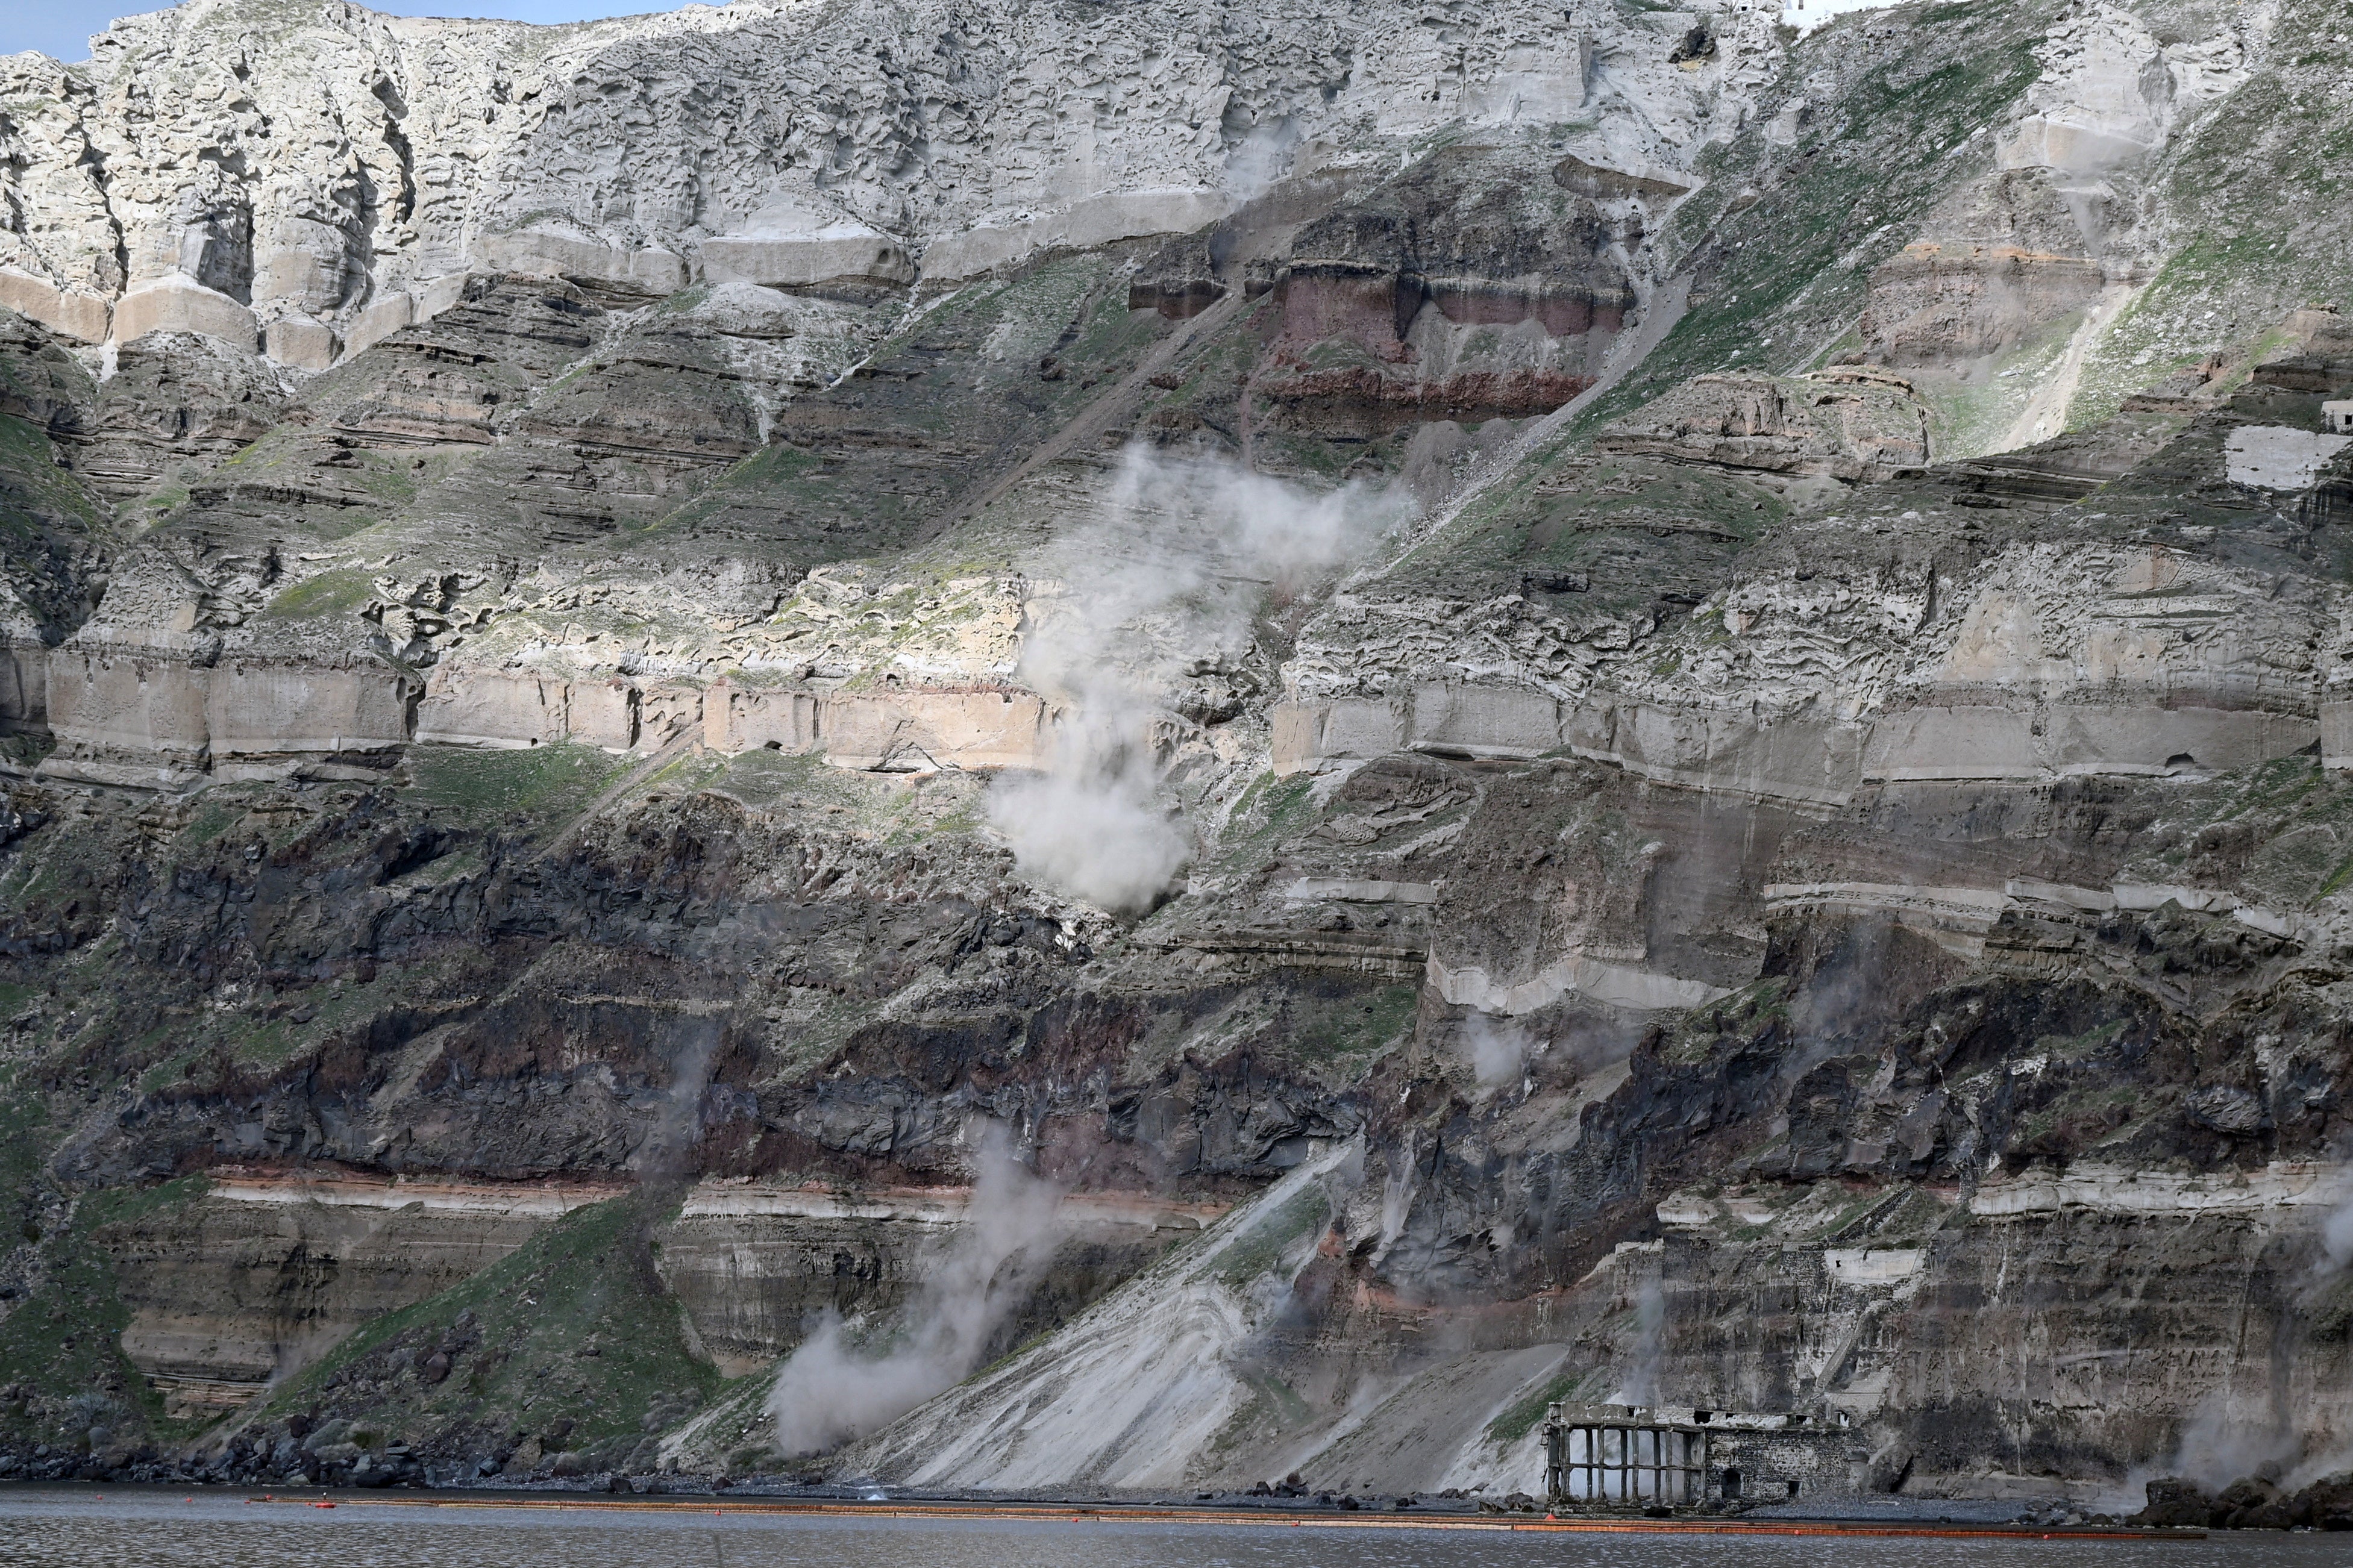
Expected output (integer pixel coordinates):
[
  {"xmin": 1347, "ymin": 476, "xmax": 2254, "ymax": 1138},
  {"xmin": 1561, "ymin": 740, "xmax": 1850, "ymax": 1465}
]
[{"xmin": 3, "ymin": 1, "xmax": 689, "ymax": 62}]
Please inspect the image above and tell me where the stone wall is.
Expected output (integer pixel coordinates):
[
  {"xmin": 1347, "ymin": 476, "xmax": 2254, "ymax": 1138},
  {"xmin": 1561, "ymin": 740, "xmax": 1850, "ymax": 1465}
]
[
  {"xmin": 17, "ymin": 646, "xmax": 1061, "ymax": 781},
  {"xmin": 39, "ymin": 650, "xmax": 416, "ymax": 787},
  {"xmin": 1274, "ymin": 686, "xmax": 2323, "ymax": 801},
  {"xmin": 413, "ymin": 667, "xmax": 639, "ymax": 751}
]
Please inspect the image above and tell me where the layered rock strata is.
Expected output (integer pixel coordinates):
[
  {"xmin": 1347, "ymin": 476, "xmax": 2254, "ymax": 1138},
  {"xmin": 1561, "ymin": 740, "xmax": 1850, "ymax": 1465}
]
[{"xmin": 3, "ymin": 0, "xmax": 2353, "ymax": 1517}]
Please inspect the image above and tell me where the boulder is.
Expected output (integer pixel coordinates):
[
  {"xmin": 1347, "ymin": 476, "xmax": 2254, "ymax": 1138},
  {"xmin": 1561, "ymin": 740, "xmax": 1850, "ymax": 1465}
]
[
  {"xmin": 264, "ymin": 316, "xmax": 339, "ymax": 372},
  {"xmin": 2292, "ymin": 1472, "xmax": 2353, "ymax": 1531},
  {"xmin": 2214, "ymin": 1477, "xmax": 2283, "ymax": 1529},
  {"xmin": 2128, "ymin": 1477, "xmax": 2219, "ymax": 1528}
]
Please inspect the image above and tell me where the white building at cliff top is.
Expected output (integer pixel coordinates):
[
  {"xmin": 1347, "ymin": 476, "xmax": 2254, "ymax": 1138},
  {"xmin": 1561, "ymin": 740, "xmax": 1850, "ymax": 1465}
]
[{"xmin": 1781, "ymin": 0, "xmax": 1907, "ymax": 34}]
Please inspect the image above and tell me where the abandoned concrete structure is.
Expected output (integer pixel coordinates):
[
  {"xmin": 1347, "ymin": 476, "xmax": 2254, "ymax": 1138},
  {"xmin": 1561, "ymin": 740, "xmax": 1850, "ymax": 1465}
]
[
  {"xmin": 1543, "ymin": 1404, "xmax": 1867, "ymax": 1507},
  {"xmin": 2323, "ymin": 399, "xmax": 2353, "ymax": 434}
]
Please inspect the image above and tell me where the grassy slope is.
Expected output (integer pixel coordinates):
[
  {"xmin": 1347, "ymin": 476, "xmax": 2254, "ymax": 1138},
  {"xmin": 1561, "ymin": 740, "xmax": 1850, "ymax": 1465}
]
[
  {"xmin": 0, "ymin": 1096, "xmax": 207, "ymax": 1454},
  {"xmin": 240, "ymin": 1192, "xmax": 724, "ymax": 1472},
  {"xmin": 1408, "ymin": 1, "xmax": 2048, "ymax": 567},
  {"xmin": 2067, "ymin": 2, "xmax": 2353, "ymax": 428},
  {"xmin": 1579, "ymin": 0, "xmax": 2049, "ymax": 434},
  {"xmin": 0, "ymin": 411, "xmax": 113, "ymax": 637}
]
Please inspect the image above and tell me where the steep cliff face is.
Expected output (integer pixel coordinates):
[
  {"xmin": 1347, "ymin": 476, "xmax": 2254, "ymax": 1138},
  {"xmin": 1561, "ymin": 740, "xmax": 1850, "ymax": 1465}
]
[{"xmin": 3, "ymin": 0, "xmax": 2353, "ymax": 1514}]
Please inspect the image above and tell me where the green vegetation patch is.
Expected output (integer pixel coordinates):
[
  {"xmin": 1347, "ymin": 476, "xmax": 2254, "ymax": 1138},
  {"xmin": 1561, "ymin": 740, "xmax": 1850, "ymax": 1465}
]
[
  {"xmin": 1908, "ymin": 312, "xmax": 2084, "ymax": 461},
  {"xmin": 2111, "ymin": 756, "xmax": 2353, "ymax": 910},
  {"xmin": 2035, "ymin": 1017, "xmax": 2128, "ymax": 1063},
  {"xmin": 1237, "ymin": 1367, "xmax": 1315, "ymax": 1431},
  {"xmin": 2068, "ymin": 8, "xmax": 2353, "ymax": 428},
  {"xmin": 265, "ymin": 566, "xmax": 376, "ymax": 620},
  {"xmin": 1217, "ymin": 772, "xmax": 1324, "ymax": 859},
  {"xmin": 1284, "ymin": 982, "xmax": 1420, "ymax": 1071},
  {"xmin": 0, "ymin": 411, "xmax": 102, "ymax": 530},
  {"xmin": 254, "ymin": 1190, "xmax": 723, "ymax": 1461},
  {"xmin": 1657, "ymin": 975, "xmax": 1793, "ymax": 1067},
  {"xmin": 406, "ymin": 741, "xmax": 627, "ymax": 829},
  {"xmin": 1401, "ymin": 453, "xmax": 1781, "ymax": 614},
  {"xmin": 0, "ymin": 1146, "xmax": 211, "ymax": 1452},
  {"xmin": 660, "ymin": 441, "xmax": 828, "ymax": 526},
  {"xmin": 1488, "ymin": 1366, "xmax": 1581, "ymax": 1446},
  {"xmin": 1214, "ymin": 1184, "xmax": 1333, "ymax": 1287},
  {"xmin": 1572, "ymin": 4, "xmax": 2045, "ymax": 437},
  {"xmin": 0, "ymin": 410, "xmax": 113, "ymax": 633}
]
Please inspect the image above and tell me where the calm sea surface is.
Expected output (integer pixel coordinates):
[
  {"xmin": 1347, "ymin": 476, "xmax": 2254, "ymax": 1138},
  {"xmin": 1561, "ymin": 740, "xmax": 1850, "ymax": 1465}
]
[{"xmin": 0, "ymin": 1488, "xmax": 2340, "ymax": 1568}]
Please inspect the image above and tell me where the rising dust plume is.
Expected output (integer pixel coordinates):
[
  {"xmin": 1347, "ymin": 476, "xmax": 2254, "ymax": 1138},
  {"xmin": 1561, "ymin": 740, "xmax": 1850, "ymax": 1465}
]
[
  {"xmin": 988, "ymin": 444, "xmax": 1409, "ymax": 912},
  {"xmin": 765, "ymin": 1131, "xmax": 1065, "ymax": 1458}
]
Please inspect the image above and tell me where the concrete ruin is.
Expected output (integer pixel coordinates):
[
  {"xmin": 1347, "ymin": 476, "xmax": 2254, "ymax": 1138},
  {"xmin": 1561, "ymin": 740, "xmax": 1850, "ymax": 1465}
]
[{"xmin": 1544, "ymin": 1403, "xmax": 1864, "ymax": 1508}]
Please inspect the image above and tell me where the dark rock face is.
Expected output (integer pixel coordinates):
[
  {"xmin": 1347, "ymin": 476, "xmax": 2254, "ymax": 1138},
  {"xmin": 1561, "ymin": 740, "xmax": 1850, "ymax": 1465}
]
[
  {"xmin": 2128, "ymin": 1473, "xmax": 2353, "ymax": 1530},
  {"xmin": 2131, "ymin": 1477, "xmax": 2219, "ymax": 1527},
  {"xmin": 70, "ymin": 789, "xmax": 1376, "ymax": 1193},
  {"xmin": 1254, "ymin": 147, "xmax": 1634, "ymax": 431},
  {"xmin": 11, "ymin": 707, "xmax": 2353, "ymax": 1491},
  {"xmin": 76, "ymin": 335, "xmax": 292, "ymax": 504},
  {"xmin": 336, "ymin": 281, "xmax": 603, "ymax": 448},
  {"xmin": 2304, "ymin": 1473, "xmax": 2353, "ymax": 1530},
  {"xmin": 0, "ymin": 314, "xmax": 98, "ymax": 440}
]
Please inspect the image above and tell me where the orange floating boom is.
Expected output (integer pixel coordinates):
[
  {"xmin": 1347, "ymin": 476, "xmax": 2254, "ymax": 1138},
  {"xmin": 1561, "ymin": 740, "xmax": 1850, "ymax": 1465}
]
[{"xmin": 235, "ymin": 1493, "xmax": 2202, "ymax": 1540}]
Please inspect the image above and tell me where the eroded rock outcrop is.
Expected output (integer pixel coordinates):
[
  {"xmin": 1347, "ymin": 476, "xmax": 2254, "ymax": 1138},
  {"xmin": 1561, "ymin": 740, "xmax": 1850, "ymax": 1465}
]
[{"xmin": 1252, "ymin": 145, "xmax": 1641, "ymax": 430}]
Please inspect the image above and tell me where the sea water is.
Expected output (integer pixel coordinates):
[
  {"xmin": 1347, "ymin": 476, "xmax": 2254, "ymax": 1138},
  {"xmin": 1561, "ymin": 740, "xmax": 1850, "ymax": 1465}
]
[{"xmin": 0, "ymin": 1487, "xmax": 2341, "ymax": 1568}]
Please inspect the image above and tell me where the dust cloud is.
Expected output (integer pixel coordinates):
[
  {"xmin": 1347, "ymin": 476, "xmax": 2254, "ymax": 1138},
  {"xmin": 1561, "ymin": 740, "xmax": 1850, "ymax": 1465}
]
[
  {"xmin": 1613, "ymin": 1278, "xmax": 1667, "ymax": 1407},
  {"xmin": 2159, "ymin": 1392, "xmax": 2302, "ymax": 1493},
  {"xmin": 988, "ymin": 445, "xmax": 1408, "ymax": 913},
  {"xmin": 765, "ymin": 1132, "xmax": 1065, "ymax": 1458},
  {"xmin": 1458, "ymin": 1011, "xmax": 1528, "ymax": 1091},
  {"xmin": 2317, "ymin": 1192, "xmax": 2353, "ymax": 1277},
  {"xmin": 1224, "ymin": 119, "xmax": 1302, "ymax": 202},
  {"xmin": 638, "ymin": 1016, "xmax": 721, "ymax": 1176}
]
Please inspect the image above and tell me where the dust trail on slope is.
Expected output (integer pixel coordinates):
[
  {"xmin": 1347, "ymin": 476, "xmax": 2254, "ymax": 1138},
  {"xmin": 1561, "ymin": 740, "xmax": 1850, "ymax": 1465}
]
[
  {"xmin": 1270, "ymin": 1343, "xmax": 1573, "ymax": 1499},
  {"xmin": 988, "ymin": 445, "xmax": 1406, "ymax": 913},
  {"xmin": 839, "ymin": 1139, "xmax": 1359, "ymax": 1488},
  {"xmin": 1998, "ymin": 280, "xmax": 2141, "ymax": 454},
  {"xmin": 638, "ymin": 1012, "xmax": 722, "ymax": 1178},
  {"xmin": 1613, "ymin": 1277, "xmax": 1667, "ymax": 1406},
  {"xmin": 1365, "ymin": 272, "xmax": 1691, "ymax": 579},
  {"xmin": 1457, "ymin": 1010, "xmax": 1529, "ymax": 1092},
  {"xmin": 932, "ymin": 292, "xmax": 1247, "ymax": 534},
  {"xmin": 765, "ymin": 1128, "xmax": 1065, "ymax": 1458}
]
